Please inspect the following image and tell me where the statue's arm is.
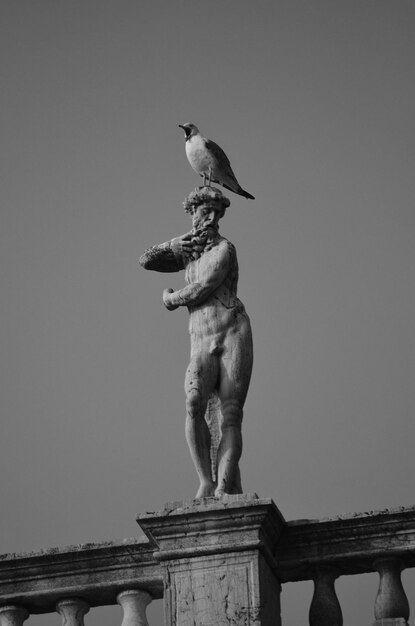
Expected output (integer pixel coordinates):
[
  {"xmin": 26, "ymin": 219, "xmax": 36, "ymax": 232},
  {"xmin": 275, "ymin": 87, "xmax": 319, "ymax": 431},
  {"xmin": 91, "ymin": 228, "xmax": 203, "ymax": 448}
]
[
  {"xmin": 163, "ymin": 243, "xmax": 230, "ymax": 309},
  {"xmin": 139, "ymin": 236, "xmax": 190, "ymax": 273}
]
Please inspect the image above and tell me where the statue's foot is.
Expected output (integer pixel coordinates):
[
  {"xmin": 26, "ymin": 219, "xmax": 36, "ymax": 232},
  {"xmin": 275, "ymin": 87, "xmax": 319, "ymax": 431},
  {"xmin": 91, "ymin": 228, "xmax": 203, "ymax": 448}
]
[
  {"xmin": 195, "ymin": 482, "xmax": 215, "ymax": 499},
  {"xmin": 214, "ymin": 483, "xmax": 243, "ymax": 498}
]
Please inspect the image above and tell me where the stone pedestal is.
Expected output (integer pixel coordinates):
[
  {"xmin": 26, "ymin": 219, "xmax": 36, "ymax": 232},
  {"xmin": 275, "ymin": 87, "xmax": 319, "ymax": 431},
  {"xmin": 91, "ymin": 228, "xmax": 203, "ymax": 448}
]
[{"xmin": 137, "ymin": 494, "xmax": 285, "ymax": 626}]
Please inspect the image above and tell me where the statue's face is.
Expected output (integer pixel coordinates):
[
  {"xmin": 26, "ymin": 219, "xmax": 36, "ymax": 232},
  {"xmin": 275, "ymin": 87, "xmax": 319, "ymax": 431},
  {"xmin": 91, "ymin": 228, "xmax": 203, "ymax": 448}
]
[{"xmin": 192, "ymin": 203, "xmax": 223, "ymax": 232}]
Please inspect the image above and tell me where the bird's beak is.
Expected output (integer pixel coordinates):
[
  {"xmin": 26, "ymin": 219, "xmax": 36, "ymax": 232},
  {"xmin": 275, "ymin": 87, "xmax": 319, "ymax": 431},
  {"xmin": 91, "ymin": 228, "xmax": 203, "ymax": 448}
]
[{"xmin": 178, "ymin": 124, "xmax": 185, "ymax": 130}]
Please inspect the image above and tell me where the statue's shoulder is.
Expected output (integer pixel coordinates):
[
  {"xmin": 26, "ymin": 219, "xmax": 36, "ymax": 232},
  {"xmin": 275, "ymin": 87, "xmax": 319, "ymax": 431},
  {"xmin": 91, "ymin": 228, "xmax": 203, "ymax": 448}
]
[
  {"xmin": 218, "ymin": 237, "xmax": 237, "ymax": 258},
  {"xmin": 204, "ymin": 238, "xmax": 237, "ymax": 266}
]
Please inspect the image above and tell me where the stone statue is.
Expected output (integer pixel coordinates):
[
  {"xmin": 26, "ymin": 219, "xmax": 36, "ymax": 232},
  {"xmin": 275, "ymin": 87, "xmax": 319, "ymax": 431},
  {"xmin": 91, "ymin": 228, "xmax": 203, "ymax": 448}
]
[{"xmin": 139, "ymin": 187, "xmax": 253, "ymax": 498}]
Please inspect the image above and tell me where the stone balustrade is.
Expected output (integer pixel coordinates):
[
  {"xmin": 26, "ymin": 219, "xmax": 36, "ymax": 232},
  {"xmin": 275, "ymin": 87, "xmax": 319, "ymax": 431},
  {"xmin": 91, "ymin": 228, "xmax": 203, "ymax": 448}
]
[
  {"xmin": 279, "ymin": 504, "xmax": 415, "ymax": 626},
  {"xmin": 0, "ymin": 499, "xmax": 414, "ymax": 625},
  {"xmin": 0, "ymin": 539, "xmax": 160, "ymax": 626}
]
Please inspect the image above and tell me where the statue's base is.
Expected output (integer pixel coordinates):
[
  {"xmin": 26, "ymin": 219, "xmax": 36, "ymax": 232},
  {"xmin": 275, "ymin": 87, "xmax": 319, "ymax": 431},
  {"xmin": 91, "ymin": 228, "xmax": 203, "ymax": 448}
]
[
  {"xmin": 138, "ymin": 494, "xmax": 285, "ymax": 626},
  {"xmin": 374, "ymin": 621, "xmax": 409, "ymax": 626}
]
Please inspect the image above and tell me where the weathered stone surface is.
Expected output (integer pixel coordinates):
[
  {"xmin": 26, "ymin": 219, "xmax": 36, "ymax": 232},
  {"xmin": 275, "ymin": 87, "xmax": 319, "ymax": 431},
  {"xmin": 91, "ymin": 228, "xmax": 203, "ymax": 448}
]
[
  {"xmin": 373, "ymin": 558, "xmax": 409, "ymax": 625},
  {"xmin": 117, "ymin": 589, "xmax": 152, "ymax": 626},
  {"xmin": 373, "ymin": 621, "xmax": 409, "ymax": 626},
  {"xmin": 277, "ymin": 505, "xmax": 415, "ymax": 581},
  {"xmin": 56, "ymin": 599, "xmax": 89, "ymax": 626},
  {"xmin": 309, "ymin": 567, "xmax": 343, "ymax": 626},
  {"xmin": 139, "ymin": 187, "xmax": 253, "ymax": 498},
  {"xmin": 167, "ymin": 552, "xmax": 276, "ymax": 626},
  {"xmin": 0, "ymin": 540, "xmax": 162, "ymax": 613},
  {"xmin": 138, "ymin": 495, "xmax": 285, "ymax": 626},
  {"xmin": 2, "ymin": 503, "xmax": 415, "ymax": 621},
  {"xmin": 0, "ymin": 606, "xmax": 29, "ymax": 626}
]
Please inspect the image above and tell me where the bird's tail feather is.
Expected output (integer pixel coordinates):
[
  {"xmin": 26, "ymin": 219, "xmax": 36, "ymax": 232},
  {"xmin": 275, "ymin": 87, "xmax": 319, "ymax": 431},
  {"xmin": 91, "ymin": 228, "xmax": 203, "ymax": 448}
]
[
  {"xmin": 213, "ymin": 178, "xmax": 255, "ymax": 200},
  {"xmin": 240, "ymin": 188, "xmax": 255, "ymax": 200}
]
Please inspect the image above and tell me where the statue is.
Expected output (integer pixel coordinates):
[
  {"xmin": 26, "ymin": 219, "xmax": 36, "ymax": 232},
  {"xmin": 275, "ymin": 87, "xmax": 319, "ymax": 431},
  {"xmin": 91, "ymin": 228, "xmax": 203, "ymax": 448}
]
[{"xmin": 139, "ymin": 187, "xmax": 253, "ymax": 498}]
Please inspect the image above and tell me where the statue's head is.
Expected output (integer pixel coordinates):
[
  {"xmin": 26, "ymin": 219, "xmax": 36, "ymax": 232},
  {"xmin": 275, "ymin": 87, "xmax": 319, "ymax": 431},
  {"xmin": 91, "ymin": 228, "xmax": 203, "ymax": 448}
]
[{"xmin": 183, "ymin": 186, "xmax": 230, "ymax": 217}]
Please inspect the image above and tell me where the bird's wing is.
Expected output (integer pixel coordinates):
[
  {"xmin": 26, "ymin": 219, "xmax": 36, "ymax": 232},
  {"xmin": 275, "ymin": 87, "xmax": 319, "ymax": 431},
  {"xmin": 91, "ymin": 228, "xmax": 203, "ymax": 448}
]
[{"xmin": 204, "ymin": 139, "xmax": 232, "ymax": 167}]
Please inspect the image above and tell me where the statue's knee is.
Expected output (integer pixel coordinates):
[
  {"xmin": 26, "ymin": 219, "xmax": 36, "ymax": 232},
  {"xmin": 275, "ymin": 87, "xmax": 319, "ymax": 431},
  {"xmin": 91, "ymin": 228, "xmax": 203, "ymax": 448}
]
[
  {"xmin": 221, "ymin": 400, "xmax": 243, "ymax": 430},
  {"xmin": 186, "ymin": 389, "xmax": 203, "ymax": 418}
]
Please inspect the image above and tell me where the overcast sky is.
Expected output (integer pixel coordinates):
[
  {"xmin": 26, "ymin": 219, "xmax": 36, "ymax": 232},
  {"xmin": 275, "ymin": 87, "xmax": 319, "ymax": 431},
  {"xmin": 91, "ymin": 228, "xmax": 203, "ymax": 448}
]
[{"xmin": 1, "ymin": 2, "xmax": 415, "ymax": 624}]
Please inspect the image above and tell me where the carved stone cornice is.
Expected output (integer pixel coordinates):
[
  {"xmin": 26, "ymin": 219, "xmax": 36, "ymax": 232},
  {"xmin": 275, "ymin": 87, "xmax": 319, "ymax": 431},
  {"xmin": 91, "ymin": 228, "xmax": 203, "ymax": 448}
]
[
  {"xmin": 137, "ymin": 494, "xmax": 286, "ymax": 572},
  {"xmin": 0, "ymin": 539, "xmax": 162, "ymax": 613},
  {"xmin": 276, "ymin": 505, "xmax": 415, "ymax": 582}
]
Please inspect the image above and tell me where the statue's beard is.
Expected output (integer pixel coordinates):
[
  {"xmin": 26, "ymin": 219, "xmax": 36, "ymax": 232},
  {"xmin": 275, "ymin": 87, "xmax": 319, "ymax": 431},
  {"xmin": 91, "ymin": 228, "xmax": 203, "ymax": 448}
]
[
  {"xmin": 193, "ymin": 226, "xmax": 219, "ymax": 243},
  {"xmin": 192, "ymin": 223, "xmax": 219, "ymax": 236},
  {"xmin": 188, "ymin": 226, "xmax": 220, "ymax": 260}
]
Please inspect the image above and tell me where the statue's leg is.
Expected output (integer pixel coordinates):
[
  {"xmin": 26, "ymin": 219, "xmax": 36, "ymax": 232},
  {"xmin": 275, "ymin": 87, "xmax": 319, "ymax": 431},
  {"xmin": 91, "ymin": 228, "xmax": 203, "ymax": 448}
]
[
  {"xmin": 185, "ymin": 352, "xmax": 219, "ymax": 498},
  {"xmin": 215, "ymin": 398, "xmax": 243, "ymax": 496},
  {"xmin": 215, "ymin": 321, "xmax": 253, "ymax": 497}
]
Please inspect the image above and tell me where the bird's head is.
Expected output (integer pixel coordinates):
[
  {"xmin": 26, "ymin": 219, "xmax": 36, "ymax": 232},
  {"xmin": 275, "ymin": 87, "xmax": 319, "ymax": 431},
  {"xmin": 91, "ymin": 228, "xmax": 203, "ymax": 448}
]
[{"xmin": 178, "ymin": 122, "xmax": 199, "ymax": 140}]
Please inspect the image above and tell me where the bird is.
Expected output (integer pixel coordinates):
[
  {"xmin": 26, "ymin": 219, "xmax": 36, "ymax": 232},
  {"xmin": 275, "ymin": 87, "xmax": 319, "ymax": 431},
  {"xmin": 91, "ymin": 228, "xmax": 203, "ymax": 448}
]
[{"xmin": 178, "ymin": 123, "xmax": 255, "ymax": 200}]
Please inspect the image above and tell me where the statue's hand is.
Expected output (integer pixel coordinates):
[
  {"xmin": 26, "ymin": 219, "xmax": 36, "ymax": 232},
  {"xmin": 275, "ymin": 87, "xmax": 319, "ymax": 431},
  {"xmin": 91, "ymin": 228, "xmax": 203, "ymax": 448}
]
[
  {"xmin": 163, "ymin": 288, "xmax": 179, "ymax": 311},
  {"xmin": 171, "ymin": 233, "xmax": 195, "ymax": 259}
]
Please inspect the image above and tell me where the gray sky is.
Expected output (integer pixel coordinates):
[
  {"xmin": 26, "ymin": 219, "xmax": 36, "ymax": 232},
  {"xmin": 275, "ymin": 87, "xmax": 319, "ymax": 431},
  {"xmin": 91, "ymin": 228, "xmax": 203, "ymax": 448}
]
[{"xmin": 1, "ymin": 2, "xmax": 415, "ymax": 624}]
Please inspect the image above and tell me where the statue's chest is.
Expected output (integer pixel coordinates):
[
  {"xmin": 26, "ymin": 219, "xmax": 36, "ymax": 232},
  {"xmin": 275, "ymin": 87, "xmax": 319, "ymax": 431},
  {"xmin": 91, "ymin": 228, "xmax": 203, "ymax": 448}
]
[{"xmin": 185, "ymin": 246, "xmax": 219, "ymax": 284}]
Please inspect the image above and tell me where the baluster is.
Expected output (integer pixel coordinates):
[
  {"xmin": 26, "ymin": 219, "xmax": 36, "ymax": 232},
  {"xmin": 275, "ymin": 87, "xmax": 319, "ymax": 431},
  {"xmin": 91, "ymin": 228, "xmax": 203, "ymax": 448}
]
[
  {"xmin": 373, "ymin": 558, "xmax": 409, "ymax": 625},
  {"xmin": 117, "ymin": 590, "xmax": 152, "ymax": 626},
  {"xmin": 56, "ymin": 599, "xmax": 89, "ymax": 626},
  {"xmin": 309, "ymin": 567, "xmax": 343, "ymax": 626},
  {"xmin": 0, "ymin": 606, "xmax": 29, "ymax": 626}
]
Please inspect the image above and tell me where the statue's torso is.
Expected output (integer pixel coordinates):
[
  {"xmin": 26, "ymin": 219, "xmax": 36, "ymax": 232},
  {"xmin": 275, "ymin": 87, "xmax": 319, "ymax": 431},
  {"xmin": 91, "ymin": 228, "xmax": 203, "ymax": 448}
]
[{"xmin": 185, "ymin": 238, "xmax": 250, "ymax": 342}]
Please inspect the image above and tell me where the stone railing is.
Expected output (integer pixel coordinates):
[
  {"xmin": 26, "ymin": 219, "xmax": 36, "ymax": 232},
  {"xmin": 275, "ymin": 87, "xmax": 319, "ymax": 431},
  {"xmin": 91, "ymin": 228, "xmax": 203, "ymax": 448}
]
[
  {"xmin": 0, "ymin": 539, "xmax": 162, "ymax": 626},
  {"xmin": 278, "ymin": 505, "xmax": 415, "ymax": 625},
  {"xmin": 1, "ymin": 497, "xmax": 414, "ymax": 625}
]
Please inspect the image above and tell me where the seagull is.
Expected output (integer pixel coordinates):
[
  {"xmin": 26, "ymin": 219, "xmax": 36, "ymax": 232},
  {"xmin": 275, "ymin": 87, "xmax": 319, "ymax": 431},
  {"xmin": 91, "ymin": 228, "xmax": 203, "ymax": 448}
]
[{"xmin": 178, "ymin": 123, "xmax": 255, "ymax": 200}]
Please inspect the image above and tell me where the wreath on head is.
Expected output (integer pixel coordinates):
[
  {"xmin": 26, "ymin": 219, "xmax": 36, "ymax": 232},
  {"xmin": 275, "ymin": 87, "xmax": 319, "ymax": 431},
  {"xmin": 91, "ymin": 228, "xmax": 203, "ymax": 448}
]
[{"xmin": 183, "ymin": 186, "xmax": 231, "ymax": 214}]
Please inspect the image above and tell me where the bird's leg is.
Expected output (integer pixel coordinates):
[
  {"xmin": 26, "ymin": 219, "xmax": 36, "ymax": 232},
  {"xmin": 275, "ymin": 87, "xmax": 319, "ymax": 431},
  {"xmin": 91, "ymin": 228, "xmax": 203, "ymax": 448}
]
[
  {"xmin": 208, "ymin": 168, "xmax": 212, "ymax": 186},
  {"xmin": 202, "ymin": 172, "xmax": 207, "ymax": 187}
]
